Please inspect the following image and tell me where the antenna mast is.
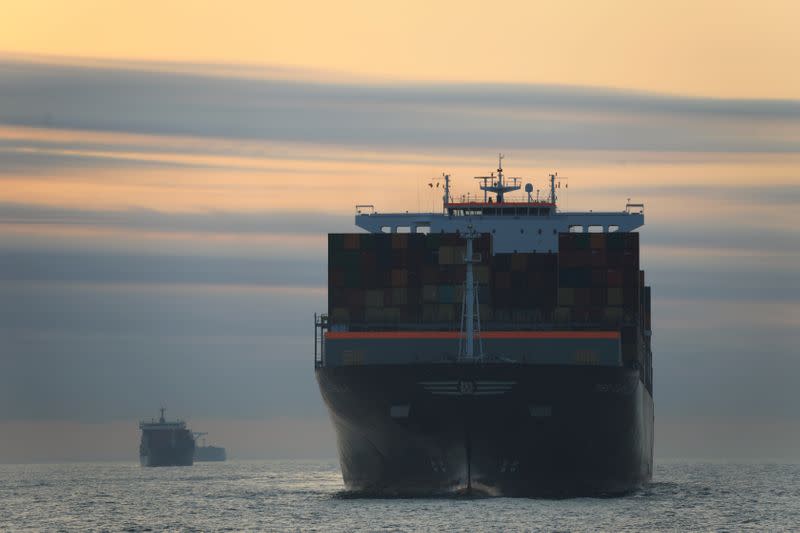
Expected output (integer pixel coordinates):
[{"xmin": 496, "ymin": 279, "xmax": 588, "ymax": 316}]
[
  {"xmin": 475, "ymin": 153, "xmax": 520, "ymax": 203},
  {"xmin": 443, "ymin": 173, "xmax": 450, "ymax": 213},
  {"xmin": 459, "ymin": 225, "xmax": 484, "ymax": 362}
]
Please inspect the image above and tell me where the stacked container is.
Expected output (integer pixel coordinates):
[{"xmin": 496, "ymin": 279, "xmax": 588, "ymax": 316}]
[
  {"xmin": 556, "ymin": 232, "xmax": 640, "ymax": 325},
  {"xmin": 329, "ymin": 233, "xmax": 490, "ymax": 329},
  {"xmin": 329, "ymin": 232, "xmax": 649, "ymax": 338}
]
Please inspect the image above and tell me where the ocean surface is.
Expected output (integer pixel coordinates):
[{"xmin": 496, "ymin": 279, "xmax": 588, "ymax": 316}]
[{"xmin": 2, "ymin": 460, "xmax": 799, "ymax": 532}]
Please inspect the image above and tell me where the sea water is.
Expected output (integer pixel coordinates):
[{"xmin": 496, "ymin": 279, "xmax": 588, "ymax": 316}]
[{"xmin": 2, "ymin": 460, "xmax": 799, "ymax": 531}]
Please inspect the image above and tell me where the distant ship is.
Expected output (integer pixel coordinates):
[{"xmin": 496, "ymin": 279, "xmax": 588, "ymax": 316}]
[
  {"xmin": 193, "ymin": 432, "xmax": 227, "ymax": 462},
  {"xmin": 315, "ymin": 156, "xmax": 653, "ymax": 496},
  {"xmin": 139, "ymin": 408, "xmax": 195, "ymax": 467}
]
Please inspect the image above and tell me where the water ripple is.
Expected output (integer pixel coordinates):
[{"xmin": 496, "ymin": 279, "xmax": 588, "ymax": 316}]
[{"xmin": 1, "ymin": 460, "xmax": 798, "ymax": 531}]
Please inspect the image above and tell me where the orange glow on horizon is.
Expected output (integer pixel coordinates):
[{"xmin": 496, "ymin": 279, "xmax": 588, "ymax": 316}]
[{"xmin": 1, "ymin": 0, "xmax": 799, "ymax": 99}]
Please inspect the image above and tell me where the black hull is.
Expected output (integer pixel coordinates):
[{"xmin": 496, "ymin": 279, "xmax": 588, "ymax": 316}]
[
  {"xmin": 316, "ymin": 364, "xmax": 653, "ymax": 497},
  {"xmin": 195, "ymin": 446, "xmax": 227, "ymax": 462},
  {"xmin": 140, "ymin": 447, "xmax": 194, "ymax": 467}
]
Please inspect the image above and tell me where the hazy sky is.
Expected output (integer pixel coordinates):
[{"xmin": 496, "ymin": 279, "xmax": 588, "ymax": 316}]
[{"xmin": 0, "ymin": 1, "xmax": 798, "ymax": 462}]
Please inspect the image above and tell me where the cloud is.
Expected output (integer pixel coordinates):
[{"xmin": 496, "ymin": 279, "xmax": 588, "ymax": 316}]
[
  {"xmin": 0, "ymin": 249, "xmax": 325, "ymax": 287},
  {"xmin": 0, "ymin": 202, "xmax": 352, "ymax": 237},
  {"xmin": 1, "ymin": 58, "xmax": 799, "ymax": 153}
]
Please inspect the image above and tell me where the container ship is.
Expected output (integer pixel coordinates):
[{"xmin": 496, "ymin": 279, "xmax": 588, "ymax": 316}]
[
  {"xmin": 139, "ymin": 408, "xmax": 195, "ymax": 467},
  {"xmin": 193, "ymin": 432, "xmax": 227, "ymax": 462},
  {"xmin": 314, "ymin": 157, "xmax": 653, "ymax": 496}
]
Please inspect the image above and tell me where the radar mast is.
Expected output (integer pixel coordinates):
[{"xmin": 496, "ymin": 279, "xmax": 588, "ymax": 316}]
[{"xmin": 475, "ymin": 154, "xmax": 521, "ymax": 203}]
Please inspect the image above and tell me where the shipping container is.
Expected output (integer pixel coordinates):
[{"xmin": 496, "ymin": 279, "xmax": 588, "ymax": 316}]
[
  {"xmin": 558, "ymin": 288, "xmax": 575, "ymax": 306},
  {"xmin": 329, "ymin": 232, "xmax": 640, "ymax": 328}
]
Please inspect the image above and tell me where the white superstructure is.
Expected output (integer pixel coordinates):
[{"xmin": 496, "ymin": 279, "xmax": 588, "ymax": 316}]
[{"xmin": 355, "ymin": 156, "xmax": 644, "ymax": 254}]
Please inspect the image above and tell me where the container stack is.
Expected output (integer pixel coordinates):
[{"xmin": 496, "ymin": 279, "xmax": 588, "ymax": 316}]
[
  {"xmin": 490, "ymin": 253, "xmax": 557, "ymax": 324},
  {"xmin": 556, "ymin": 232, "xmax": 640, "ymax": 326},
  {"xmin": 329, "ymin": 233, "xmax": 490, "ymax": 329},
  {"xmin": 329, "ymin": 232, "xmax": 648, "ymax": 334}
]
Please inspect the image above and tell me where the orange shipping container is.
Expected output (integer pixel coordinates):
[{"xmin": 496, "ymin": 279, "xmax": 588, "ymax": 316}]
[{"xmin": 607, "ymin": 269, "xmax": 623, "ymax": 286}]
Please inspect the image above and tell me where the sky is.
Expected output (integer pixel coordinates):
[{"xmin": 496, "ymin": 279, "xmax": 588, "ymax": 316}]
[{"xmin": 0, "ymin": 1, "xmax": 799, "ymax": 463}]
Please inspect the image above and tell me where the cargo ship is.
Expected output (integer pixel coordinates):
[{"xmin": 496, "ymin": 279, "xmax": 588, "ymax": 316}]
[
  {"xmin": 314, "ymin": 156, "xmax": 653, "ymax": 496},
  {"xmin": 193, "ymin": 433, "xmax": 227, "ymax": 462},
  {"xmin": 139, "ymin": 408, "xmax": 195, "ymax": 467}
]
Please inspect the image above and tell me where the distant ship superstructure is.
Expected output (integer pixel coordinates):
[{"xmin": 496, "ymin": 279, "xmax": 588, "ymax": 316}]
[
  {"xmin": 315, "ymin": 156, "xmax": 653, "ymax": 496},
  {"xmin": 139, "ymin": 408, "xmax": 195, "ymax": 467}
]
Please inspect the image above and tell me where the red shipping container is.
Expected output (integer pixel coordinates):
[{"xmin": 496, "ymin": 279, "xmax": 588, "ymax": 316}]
[
  {"xmin": 607, "ymin": 268, "xmax": 623, "ymax": 286},
  {"xmin": 360, "ymin": 252, "xmax": 376, "ymax": 273},
  {"xmin": 343, "ymin": 234, "xmax": 360, "ymax": 250}
]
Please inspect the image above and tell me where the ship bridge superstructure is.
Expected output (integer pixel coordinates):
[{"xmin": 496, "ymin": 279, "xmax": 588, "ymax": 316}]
[
  {"xmin": 139, "ymin": 407, "xmax": 188, "ymax": 431},
  {"xmin": 355, "ymin": 156, "xmax": 644, "ymax": 254}
]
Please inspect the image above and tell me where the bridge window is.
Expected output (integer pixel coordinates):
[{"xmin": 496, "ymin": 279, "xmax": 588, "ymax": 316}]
[
  {"xmin": 569, "ymin": 225, "xmax": 584, "ymax": 233},
  {"xmin": 588, "ymin": 225, "xmax": 603, "ymax": 233},
  {"xmin": 608, "ymin": 225, "xmax": 620, "ymax": 233},
  {"xmin": 381, "ymin": 226, "xmax": 391, "ymax": 233},
  {"xmin": 397, "ymin": 226, "xmax": 411, "ymax": 233},
  {"xmin": 416, "ymin": 225, "xmax": 431, "ymax": 234}
]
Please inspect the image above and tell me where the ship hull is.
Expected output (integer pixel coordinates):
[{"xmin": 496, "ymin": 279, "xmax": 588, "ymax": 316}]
[
  {"xmin": 316, "ymin": 363, "xmax": 653, "ymax": 496},
  {"xmin": 139, "ymin": 447, "xmax": 194, "ymax": 467},
  {"xmin": 139, "ymin": 430, "xmax": 195, "ymax": 467}
]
